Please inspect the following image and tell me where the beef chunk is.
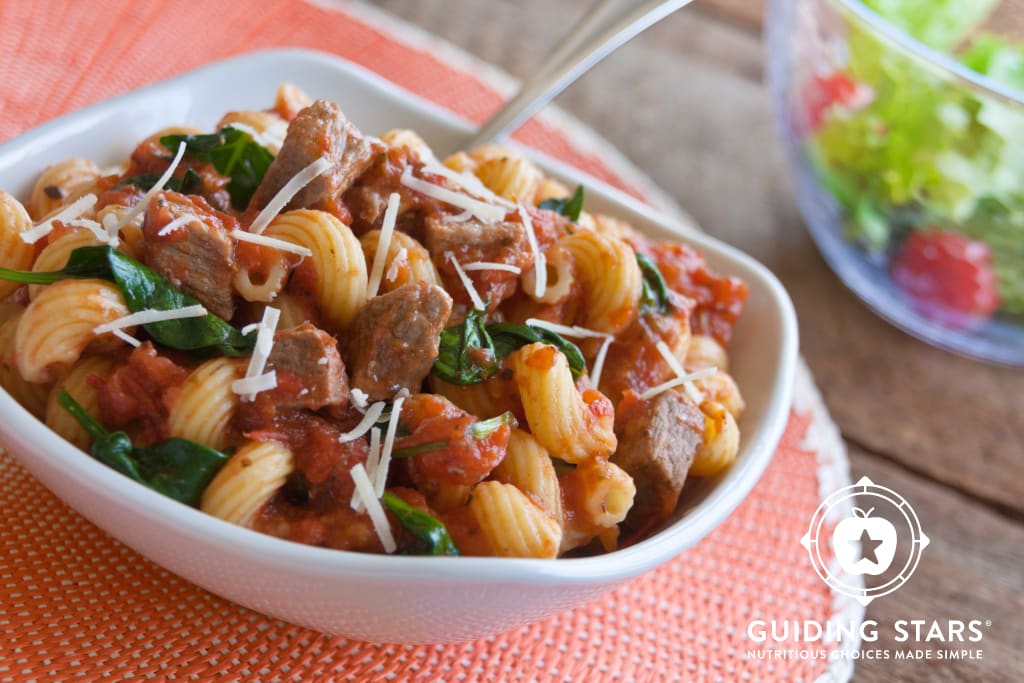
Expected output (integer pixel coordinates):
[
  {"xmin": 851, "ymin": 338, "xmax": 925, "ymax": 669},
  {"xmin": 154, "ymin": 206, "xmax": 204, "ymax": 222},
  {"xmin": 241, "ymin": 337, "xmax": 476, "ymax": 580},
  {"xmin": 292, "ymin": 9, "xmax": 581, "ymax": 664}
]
[
  {"xmin": 424, "ymin": 213, "xmax": 532, "ymax": 309},
  {"xmin": 345, "ymin": 281, "xmax": 453, "ymax": 400},
  {"xmin": 267, "ymin": 322, "xmax": 348, "ymax": 411},
  {"xmin": 141, "ymin": 190, "xmax": 238, "ymax": 320},
  {"xmin": 248, "ymin": 100, "xmax": 379, "ymax": 215},
  {"xmin": 612, "ymin": 390, "xmax": 705, "ymax": 536}
]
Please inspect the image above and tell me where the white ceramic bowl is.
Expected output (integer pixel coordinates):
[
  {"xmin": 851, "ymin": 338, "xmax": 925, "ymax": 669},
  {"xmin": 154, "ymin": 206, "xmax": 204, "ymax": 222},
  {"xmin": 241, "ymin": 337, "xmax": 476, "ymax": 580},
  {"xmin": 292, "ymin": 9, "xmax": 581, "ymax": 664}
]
[{"xmin": 0, "ymin": 49, "xmax": 798, "ymax": 643}]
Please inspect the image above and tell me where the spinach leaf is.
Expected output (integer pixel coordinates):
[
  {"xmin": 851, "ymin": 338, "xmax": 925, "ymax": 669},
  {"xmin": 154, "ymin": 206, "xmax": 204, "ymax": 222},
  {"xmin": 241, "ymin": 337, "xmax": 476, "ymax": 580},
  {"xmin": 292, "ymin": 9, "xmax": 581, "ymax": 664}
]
[
  {"xmin": 636, "ymin": 253, "xmax": 671, "ymax": 314},
  {"xmin": 487, "ymin": 322, "xmax": 586, "ymax": 378},
  {"xmin": 431, "ymin": 308, "xmax": 499, "ymax": 385},
  {"xmin": 117, "ymin": 167, "xmax": 202, "ymax": 194},
  {"xmin": 160, "ymin": 127, "xmax": 274, "ymax": 210},
  {"xmin": 538, "ymin": 185, "xmax": 584, "ymax": 222},
  {"xmin": 381, "ymin": 491, "xmax": 459, "ymax": 556},
  {"xmin": 58, "ymin": 390, "xmax": 229, "ymax": 506},
  {"xmin": 0, "ymin": 246, "xmax": 255, "ymax": 356}
]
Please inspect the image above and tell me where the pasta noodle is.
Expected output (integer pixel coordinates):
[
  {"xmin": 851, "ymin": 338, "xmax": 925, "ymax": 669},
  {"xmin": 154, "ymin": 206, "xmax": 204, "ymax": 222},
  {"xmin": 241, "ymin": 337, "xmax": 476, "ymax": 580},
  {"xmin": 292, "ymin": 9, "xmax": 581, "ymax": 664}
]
[
  {"xmin": 0, "ymin": 306, "xmax": 50, "ymax": 418},
  {"xmin": 508, "ymin": 342, "xmax": 617, "ymax": 463},
  {"xmin": 45, "ymin": 356, "xmax": 114, "ymax": 450},
  {"xmin": 0, "ymin": 191, "xmax": 35, "ymax": 300},
  {"xmin": 558, "ymin": 230, "xmax": 642, "ymax": 335},
  {"xmin": 200, "ymin": 440, "xmax": 294, "ymax": 527},
  {"xmin": 167, "ymin": 357, "xmax": 243, "ymax": 451},
  {"xmin": 15, "ymin": 279, "xmax": 130, "ymax": 383},
  {"xmin": 28, "ymin": 158, "xmax": 100, "ymax": 220},
  {"xmin": 470, "ymin": 481, "xmax": 561, "ymax": 558},
  {"xmin": 690, "ymin": 401, "xmax": 740, "ymax": 477},
  {"xmin": 28, "ymin": 229, "xmax": 103, "ymax": 300},
  {"xmin": 262, "ymin": 209, "xmax": 367, "ymax": 329},
  {"xmin": 491, "ymin": 429, "xmax": 562, "ymax": 522}
]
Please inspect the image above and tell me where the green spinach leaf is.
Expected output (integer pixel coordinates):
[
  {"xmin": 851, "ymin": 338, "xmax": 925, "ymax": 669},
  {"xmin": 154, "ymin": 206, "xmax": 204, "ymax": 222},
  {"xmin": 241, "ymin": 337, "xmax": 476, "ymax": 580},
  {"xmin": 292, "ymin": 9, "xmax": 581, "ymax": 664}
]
[
  {"xmin": 160, "ymin": 127, "xmax": 274, "ymax": 210},
  {"xmin": 381, "ymin": 491, "xmax": 459, "ymax": 556},
  {"xmin": 431, "ymin": 308, "xmax": 499, "ymax": 385},
  {"xmin": 0, "ymin": 246, "xmax": 255, "ymax": 356},
  {"xmin": 58, "ymin": 390, "xmax": 229, "ymax": 506},
  {"xmin": 636, "ymin": 253, "xmax": 671, "ymax": 314},
  {"xmin": 487, "ymin": 322, "xmax": 586, "ymax": 378},
  {"xmin": 538, "ymin": 185, "xmax": 584, "ymax": 222}
]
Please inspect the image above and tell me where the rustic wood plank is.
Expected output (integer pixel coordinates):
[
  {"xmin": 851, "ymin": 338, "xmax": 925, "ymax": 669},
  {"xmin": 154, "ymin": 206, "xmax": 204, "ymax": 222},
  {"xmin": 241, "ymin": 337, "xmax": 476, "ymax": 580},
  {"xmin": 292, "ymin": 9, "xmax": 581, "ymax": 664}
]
[{"xmin": 849, "ymin": 447, "xmax": 1024, "ymax": 682}]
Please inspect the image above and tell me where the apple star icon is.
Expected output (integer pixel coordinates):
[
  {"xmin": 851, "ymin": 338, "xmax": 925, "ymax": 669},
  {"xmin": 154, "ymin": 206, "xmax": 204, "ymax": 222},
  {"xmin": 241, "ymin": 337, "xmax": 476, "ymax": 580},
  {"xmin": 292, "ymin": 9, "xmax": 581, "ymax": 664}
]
[{"xmin": 801, "ymin": 476, "xmax": 929, "ymax": 605}]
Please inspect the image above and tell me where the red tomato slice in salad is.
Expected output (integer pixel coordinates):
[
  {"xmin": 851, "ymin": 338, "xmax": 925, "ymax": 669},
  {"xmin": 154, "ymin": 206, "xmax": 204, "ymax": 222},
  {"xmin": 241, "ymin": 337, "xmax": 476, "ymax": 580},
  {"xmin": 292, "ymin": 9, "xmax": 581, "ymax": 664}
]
[
  {"xmin": 890, "ymin": 230, "xmax": 1000, "ymax": 326},
  {"xmin": 803, "ymin": 71, "xmax": 873, "ymax": 131}
]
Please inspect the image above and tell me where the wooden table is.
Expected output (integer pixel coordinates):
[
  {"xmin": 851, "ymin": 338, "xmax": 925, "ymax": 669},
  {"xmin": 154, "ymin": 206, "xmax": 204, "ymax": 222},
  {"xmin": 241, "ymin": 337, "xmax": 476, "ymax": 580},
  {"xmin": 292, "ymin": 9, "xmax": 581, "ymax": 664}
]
[{"xmin": 371, "ymin": 1, "xmax": 1024, "ymax": 680}]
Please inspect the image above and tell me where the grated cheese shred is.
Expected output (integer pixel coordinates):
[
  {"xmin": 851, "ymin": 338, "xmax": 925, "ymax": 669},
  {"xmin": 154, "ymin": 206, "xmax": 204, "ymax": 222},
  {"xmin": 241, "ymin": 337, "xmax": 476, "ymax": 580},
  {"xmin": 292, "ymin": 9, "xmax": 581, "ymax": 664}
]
[
  {"xmin": 519, "ymin": 205, "xmax": 546, "ymax": 299},
  {"xmin": 230, "ymin": 229, "xmax": 312, "ymax": 257},
  {"xmin": 93, "ymin": 304, "xmax": 209, "ymax": 336},
  {"xmin": 248, "ymin": 157, "xmax": 332, "ymax": 235},
  {"xmin": 447, "ymin": 252, "xmax": 486, "ymax": 310},
  {"xmin": 337, "ymin": 401, "xmax": 386, "ymax": 443},
  {"xmin": 524, "ymin": 318, "xmax": 610, "ymax": 340},
  {"xmin": 350, "ymin": 463, "xmax": 397, "ymax": 553},
  {"xmin": 19, "ymin": 194, "xmax": 98, "ymax": 244},
  {"xmin": 111, "ymin": 141, "xmax": 187, "ymax": 237},
  {"xmin": 461, "ymin": 261, "xmax": 522, "ymax": 275},
  {"xmin": 366, "ymin": 193, "xmax": 401, "ymax": 298},
  {"xmin": 638, "ymin": 366, "xmax": 718, "ymax": 401},
  {"xmin": 589, "ymin": 335, "xmax": 614, "ymax": 388},
  {"xmin": 654, "ymin": 340, "xmax": 713, "ymax": 403},
  {"xmin": 373, "ymin": 394, "xmax": 405, "ymax": 497},
  {"xmin": 232, "ymin": 306, "xmax": 280, "ymax": 401},
  {"xmin": 400, "ymin": 167, "xmax": 505, "ymax": 221}
]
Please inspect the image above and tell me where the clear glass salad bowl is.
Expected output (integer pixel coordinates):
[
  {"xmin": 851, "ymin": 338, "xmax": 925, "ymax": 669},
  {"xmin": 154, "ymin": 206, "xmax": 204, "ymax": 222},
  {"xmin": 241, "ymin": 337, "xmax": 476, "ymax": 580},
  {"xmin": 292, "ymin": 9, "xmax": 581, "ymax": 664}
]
[{"xmin": 766, "ymin": 0, "xmax": 1024, "ymax": 365}]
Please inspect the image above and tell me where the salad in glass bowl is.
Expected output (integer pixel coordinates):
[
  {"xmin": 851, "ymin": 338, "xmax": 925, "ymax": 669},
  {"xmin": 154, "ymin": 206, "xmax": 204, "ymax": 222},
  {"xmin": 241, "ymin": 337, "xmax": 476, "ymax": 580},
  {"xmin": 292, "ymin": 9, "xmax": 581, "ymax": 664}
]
[{"xmin": 767, "ymin": 0, "xmax": 1024, "ymax": 364}]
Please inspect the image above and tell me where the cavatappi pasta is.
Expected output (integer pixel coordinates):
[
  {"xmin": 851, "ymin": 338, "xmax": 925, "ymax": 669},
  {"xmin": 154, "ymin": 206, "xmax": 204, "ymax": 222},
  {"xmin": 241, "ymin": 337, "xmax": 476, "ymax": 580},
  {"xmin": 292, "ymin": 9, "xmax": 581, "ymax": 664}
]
[{"xmin": 0, "ymin": 86, "xmax": 750, "ymax": 558}]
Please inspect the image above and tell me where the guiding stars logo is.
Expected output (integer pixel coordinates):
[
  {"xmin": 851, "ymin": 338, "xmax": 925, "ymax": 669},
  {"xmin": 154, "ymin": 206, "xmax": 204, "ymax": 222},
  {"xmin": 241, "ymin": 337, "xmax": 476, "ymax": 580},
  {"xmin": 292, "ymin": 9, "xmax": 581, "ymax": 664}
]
[{"xmin": 801, "ymin": 476, "xmax": 929, "ymax": 605}]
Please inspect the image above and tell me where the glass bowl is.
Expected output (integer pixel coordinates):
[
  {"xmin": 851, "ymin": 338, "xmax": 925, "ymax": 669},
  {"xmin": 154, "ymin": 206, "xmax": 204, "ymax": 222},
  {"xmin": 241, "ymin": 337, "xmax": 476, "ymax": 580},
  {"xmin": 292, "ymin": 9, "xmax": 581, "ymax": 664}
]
[{"xmin": 766, "ymin": 0, "xmax": 1024, "ymax": 365}]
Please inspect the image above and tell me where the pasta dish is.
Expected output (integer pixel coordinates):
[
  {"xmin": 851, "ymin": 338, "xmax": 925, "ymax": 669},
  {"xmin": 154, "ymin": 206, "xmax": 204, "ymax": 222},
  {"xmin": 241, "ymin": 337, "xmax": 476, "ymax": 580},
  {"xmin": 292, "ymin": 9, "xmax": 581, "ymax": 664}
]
[{"xmin": 0, "ymin": 85, "xmax": 747, "ymax": 558}]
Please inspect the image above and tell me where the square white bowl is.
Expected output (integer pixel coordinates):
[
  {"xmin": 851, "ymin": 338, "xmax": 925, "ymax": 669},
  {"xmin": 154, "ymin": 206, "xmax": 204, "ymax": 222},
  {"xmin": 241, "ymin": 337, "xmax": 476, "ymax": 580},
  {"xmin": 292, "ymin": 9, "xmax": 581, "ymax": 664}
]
[{"xmin": 0, "ymin": 48, "xmax": 798, "ymax": 643}]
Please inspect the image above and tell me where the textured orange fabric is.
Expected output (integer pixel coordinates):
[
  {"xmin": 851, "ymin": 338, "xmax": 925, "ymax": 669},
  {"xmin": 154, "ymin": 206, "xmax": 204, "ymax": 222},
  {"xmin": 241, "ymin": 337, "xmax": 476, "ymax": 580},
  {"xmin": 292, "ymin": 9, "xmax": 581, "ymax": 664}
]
[{"xmin": 0, "ymin": 1, "xmax": 838, "ymax": 680}]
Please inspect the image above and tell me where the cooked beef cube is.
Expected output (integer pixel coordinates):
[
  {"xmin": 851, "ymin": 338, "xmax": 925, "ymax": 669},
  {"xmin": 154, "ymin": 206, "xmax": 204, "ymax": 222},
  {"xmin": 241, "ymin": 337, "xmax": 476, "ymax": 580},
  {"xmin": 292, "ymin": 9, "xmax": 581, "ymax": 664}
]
[
  {"xmin": 267, "ymin": 322, "xmax": 348, "ymax": 411},
  {"xmin": 141, "ymin": 190, "xmax": 238, "ymax": 319},
  {"xmin": 612, "ymin": 390, "xmax": 705, "ymax": 535},
  {"xmin": 345, "ymin": 281, "xmax": 453, "ymax": 400},
  {"xmin": 248, "ymin": 100, "xmax": 379, "ymax": 214},
  {"xmin": 424, "ymin": 213, "xmax": 531, "ymax": 309}
]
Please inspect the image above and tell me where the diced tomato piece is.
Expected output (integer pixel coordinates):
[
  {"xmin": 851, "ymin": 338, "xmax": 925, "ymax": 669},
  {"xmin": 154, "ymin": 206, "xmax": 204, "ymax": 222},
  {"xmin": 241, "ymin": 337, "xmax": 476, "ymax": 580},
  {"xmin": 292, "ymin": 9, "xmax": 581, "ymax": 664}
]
[{"xmin": 891, "ymin": 230, "xmax": 1000, "ymax": 326}]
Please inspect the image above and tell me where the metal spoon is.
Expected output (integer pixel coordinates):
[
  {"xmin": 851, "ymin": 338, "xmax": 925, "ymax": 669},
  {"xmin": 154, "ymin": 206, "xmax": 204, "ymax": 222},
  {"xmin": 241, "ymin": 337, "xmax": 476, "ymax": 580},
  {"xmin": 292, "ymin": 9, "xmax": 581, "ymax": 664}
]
[{"xmin": 461, "ymin": 0, "xmax": 697, "ymax": 150}]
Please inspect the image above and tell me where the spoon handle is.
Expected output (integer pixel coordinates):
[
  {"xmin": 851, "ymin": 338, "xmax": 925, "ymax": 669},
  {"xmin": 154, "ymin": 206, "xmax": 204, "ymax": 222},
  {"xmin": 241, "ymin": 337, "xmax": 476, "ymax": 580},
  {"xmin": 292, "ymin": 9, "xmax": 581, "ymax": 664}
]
[{"xmin": 463, "ymin": 0, "xmax": 697, "ymax": 150}]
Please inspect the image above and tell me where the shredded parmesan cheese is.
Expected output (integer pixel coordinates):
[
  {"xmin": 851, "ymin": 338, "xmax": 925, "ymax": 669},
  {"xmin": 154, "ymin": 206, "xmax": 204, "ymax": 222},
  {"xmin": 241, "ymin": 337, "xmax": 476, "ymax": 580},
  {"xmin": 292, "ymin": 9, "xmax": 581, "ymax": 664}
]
[
  {"xmin": 156, "ymin": 215, "xmax": 193, "ymax": 237},
  {"xmin": 461, "ymin": 261, "xmax": 522, "ymax": 274},
  {"xmin": 230, "ymin": 229, "xmax": 312, "ymax": 257},
  {"xmin": 349, "ymin": 463, "xmax": 397, "ymax": 553},
  {"xmin": 66, "ymin": 217, "xmax": 117, "ymax": 246},
  {"xmin": 449, "ymin": 209, "xmax": 474, "ymax": 222},
  {"xmin": 19, "ymin": 194, "xmax": 98, "ymax": 244},
  {"xmin": 366, "ymin": 193, "xmax": 401, "ymax": 298},
  {"xmin": 420, "ymin": 163, "xmax": 515, "ymax": 208},
  {"xmin": 111, "ymin": 141, "xmax": 187, "ymax": 237},
  {"xmin": 400, "ymin": 167, "xmax": 505, "ymax": 221},
  {"xmin": 524, "ymin": 318, "xmax": 611, "ymax": 340},
  {"xmin": 519, "ymin": 205, "xmax": 547, "ymax": 299},
  {"xmin": 112, "ymin": 328, "xmax": 142, "ymax": 348},
  {"xmin": 385, "ymin": 247, "xmax": 408, "ymax": 283},
  {"xmin": 447, "ymin": 252, "xmax": 486, "ymax": 310},
  {"xmin": 373, "ymin": 394, "xmax": 405, "ymax": 497},
  {"xmin": 248, "ymin": 157, "xmax": 332, "ymax": 235},
  {"xmin": 589, "ymin": 335, "xmax": 614, "ymax": 388},
  {"xmin": 655, "ymin": 340, "xmax": 710, "ymax": 403},
  {"xmin": 353, "ymin": 427, "xmax": 383, "ymax": 513},
  {"xmin": 227, "ymin": 121, "xmax": 287, "ymax": 152},
  {"xmin": 233, "ymin": 306, "xmax": 280, "ymax": 401},
  {"xmin": 231, "ymin": 372, "xmax": 278, "ymax": 396},
  {"xmin": 337, "ymin": 401, "xmax": 386, "ymax": 443},
  {"xmin": 350, "ymin": 388, "xmax": 370, "ymax": 412},
  {"xmin": 93, "ymin": 304, "xmax": 208, "ymax": 336},
  {"xmin": 638, "ymin": 366, "xmax": 718, "ymax": 401}
]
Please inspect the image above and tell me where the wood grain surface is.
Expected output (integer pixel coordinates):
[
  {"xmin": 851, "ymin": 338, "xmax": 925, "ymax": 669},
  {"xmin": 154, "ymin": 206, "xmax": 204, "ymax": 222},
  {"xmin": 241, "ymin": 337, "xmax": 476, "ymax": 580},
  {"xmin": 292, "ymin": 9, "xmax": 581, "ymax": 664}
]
[{"xmin": 368, "ymin": 1, "xmax": 1024, "ymax": 680}]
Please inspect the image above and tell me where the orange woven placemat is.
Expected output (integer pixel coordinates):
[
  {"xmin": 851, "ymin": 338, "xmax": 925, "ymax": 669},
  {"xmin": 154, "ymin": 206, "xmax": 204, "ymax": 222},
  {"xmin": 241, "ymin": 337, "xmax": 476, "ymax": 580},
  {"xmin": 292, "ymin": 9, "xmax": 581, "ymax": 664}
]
[{"xmin": 0, "ymin": 2, "xmax": 856, "ymax": 680}]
